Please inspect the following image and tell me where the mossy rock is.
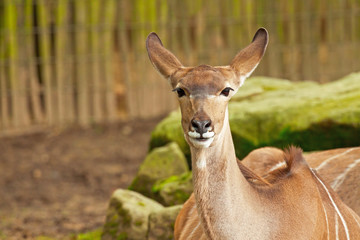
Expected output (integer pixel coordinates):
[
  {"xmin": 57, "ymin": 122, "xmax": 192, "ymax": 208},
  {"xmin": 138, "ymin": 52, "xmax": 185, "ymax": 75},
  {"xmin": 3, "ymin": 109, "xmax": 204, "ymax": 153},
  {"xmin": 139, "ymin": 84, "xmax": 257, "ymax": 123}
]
[
  {"xmin": 152, "ymin": 172, "xmax": 193, "ymax": 206},
  {"xmin": 147, "ymin": 205, "xmax": 183, "ymax": 240},
  {"xmin": 102, "ymin": 189, "xmax": 163, "ymax": 240},
  {"xmin": 149, "ymin": 111, "xmax": 190, "ymax": 160},
  {"xmin": 150, "ymin": 74, "xmax": 360, "ymax": 160},
  {"xmin": 231, "ymin": 76, "xmax": 318, "ymax": 101},
  {"xmin": 129, "ymin": 142, "xmax": 189, "ymax": 199}
]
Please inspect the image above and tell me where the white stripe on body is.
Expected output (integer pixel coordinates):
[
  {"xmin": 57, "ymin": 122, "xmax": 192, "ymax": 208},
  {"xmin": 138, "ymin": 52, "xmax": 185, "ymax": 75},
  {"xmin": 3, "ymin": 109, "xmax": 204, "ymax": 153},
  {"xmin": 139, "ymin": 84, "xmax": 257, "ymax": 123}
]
[
  {"xmin": 350, "ymin": 210, "xmax": 360, "ymax": 229},
  {"xmin": 311, "ymin": 169, "xmax": 350, "ymax": 240},
  {"xmin": 316, "ymin": 148, "xmax": 355, "ymax": 171},
  {"xmin": 331, "ymin": 158, "xmax": 360, "ymax": 190},
  {"xmin": 188, "ymin": 221, "xmax": 201, "ymax": 239},
  {"xmin": 335, "ymin": 213, "xmax": 339, "ymax": 240},
  {"xmin": 322, "ymin": 202, "xmax": 330, "ymax": 240}
]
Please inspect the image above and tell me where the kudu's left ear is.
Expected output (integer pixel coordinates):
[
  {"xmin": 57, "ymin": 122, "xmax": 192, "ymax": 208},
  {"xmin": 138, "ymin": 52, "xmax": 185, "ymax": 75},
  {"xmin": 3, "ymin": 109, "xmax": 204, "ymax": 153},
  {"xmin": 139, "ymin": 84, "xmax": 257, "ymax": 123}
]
[
  {"xmin": 146, "ymin": 32, "xmax": 183, "ymax": 81},
  {"xmin": 230, "ymin": 28, "xmax": 269, "ymax": 87}
]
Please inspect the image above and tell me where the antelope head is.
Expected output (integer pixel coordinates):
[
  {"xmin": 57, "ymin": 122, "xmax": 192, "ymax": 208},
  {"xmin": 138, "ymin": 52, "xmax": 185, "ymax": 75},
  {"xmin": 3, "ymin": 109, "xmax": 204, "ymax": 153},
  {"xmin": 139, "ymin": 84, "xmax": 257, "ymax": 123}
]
[{"xmin": 146, "ymin": 29, "xmax": 268, "ymax": 149}]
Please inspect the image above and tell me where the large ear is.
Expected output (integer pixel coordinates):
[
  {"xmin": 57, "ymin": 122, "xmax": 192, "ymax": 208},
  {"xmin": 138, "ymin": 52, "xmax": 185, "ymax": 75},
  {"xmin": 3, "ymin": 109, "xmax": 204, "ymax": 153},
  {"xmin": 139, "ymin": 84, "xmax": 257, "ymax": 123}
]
[
  {"xmin": 146, "ymin": 32, "xmax": 183, "ymax": 80},
  {"xmin": 230, "ymin": 28, "xmax": 269, "ymax": 87}
]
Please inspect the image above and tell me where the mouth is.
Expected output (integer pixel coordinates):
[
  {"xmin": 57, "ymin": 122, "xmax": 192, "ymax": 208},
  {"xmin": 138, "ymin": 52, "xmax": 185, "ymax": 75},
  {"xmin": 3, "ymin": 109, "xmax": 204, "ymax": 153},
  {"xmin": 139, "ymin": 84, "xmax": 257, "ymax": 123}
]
[{"xmin": 188, "ymin": 131, "xmax": 215, "ymax": 148}]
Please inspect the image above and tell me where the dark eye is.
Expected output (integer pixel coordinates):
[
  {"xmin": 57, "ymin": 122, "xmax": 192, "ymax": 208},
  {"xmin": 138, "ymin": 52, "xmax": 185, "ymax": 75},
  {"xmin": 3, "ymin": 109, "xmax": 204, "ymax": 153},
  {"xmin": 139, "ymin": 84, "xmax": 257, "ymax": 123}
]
[
  {"xmin": 220, "ymin": 87, "xmax": 234, "ymax": 97},
  {"xmin": 173, "ymin": 88, "xmax": 186, "ymax": 98}
]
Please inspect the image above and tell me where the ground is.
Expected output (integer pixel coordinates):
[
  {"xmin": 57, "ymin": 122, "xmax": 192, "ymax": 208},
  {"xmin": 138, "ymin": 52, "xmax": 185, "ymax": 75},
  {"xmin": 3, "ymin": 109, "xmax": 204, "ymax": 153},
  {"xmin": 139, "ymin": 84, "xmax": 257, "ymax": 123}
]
[{"xmin": 0, "ymin": 117, "xmax": 162, "ymax": 239}]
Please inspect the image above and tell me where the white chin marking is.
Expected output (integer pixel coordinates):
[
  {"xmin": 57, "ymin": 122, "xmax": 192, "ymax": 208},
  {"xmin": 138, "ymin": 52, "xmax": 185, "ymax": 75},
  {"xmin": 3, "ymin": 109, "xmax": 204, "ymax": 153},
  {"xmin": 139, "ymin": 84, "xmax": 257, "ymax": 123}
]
[
  {"xmin": 202, "ymin": 131, "xmax": 215, "ymax": 138},
  {"xmin": 188, "ymin": 131, "xmax": 201, "ymax": 138},
  {"xmin": 188, "ymin": 136, "xmax": 214, "ymax": 149}
]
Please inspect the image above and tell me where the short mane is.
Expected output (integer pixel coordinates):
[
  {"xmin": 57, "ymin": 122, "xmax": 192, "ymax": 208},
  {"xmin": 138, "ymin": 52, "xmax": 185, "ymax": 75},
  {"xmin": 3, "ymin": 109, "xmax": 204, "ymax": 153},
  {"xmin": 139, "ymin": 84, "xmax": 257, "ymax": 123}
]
[
  {"xmin": 239, "ymin": 146, "xmax": 308, "ymax": 186},
  {"xmin": 264, "ymin": 146, "xmax": 308, "ymax": 183}
]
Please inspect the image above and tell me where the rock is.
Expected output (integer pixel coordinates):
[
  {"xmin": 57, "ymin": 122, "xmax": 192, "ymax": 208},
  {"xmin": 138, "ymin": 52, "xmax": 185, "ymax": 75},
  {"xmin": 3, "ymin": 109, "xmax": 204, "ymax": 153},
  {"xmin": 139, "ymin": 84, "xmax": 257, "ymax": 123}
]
[
  {"xmin": 231, "ymin": 76, "xmax": 318, "ymax": 101},
  {"xmin": 152, "ymin": 172, "xmax": 193, "ymax": 206},
  {"xmin": 147, "ymin": 205, "xmax": 183, "ymax": 240},
  {"xmin": 149, "ymin": 111, "xmax": 189, "ymax": 160},
  {"xmin": 150, "ymin": 74, "xmax": 360, "ymax": 159},
  {"xmin": 129, "ymin": 142, "xmax": 189, "ymax": 199},
  {"xmin": 102, "ymin": 189, "xmax": 163, "ymax": 240}
]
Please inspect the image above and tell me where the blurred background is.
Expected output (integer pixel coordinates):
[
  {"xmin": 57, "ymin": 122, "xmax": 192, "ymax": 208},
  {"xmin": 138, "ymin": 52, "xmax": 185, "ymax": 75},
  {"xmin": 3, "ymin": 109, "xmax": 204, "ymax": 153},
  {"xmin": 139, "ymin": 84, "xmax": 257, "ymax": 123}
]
[
  {"xmin": 1, "ymin": 0, "xmax": 360, "ymax": 133},
  {"xmin": 0, "ymin": 0, "xmax": 360, "ymax": 239}
]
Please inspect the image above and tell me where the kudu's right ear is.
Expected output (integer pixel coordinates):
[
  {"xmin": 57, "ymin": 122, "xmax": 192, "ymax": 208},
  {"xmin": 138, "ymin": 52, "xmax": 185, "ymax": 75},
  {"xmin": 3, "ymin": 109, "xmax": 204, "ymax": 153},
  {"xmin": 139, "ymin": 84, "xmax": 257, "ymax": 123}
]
[
  {"xmin": 229, "ymin": 28, "xmax": 269, "ymax": 88},
  {"xmin": 146, "ymin": 32, "xmax": 183, "ymax": 82}
]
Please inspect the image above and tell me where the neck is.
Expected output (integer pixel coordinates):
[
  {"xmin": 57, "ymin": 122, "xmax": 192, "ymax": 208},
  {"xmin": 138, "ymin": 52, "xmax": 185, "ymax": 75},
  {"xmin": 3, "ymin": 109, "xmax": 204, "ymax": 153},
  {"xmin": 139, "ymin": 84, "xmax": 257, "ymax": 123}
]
[{"xmin": 190, "ymin": 109, "xmax": 268, "ymax": 239}]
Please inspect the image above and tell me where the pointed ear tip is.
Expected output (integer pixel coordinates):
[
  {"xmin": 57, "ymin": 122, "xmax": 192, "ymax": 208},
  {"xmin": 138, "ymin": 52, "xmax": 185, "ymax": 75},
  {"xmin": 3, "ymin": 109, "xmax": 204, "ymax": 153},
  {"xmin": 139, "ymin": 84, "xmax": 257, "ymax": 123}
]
[
  {"xmin": 257, "ymin": 27, "xmax": 268, "ymax": 32},
  {"xmin": 256, "ymin": 28, "xmax": 268, "ymax": 38},
  {"xmin": 252, "ymin": 28, "xmax": 269, "ymax": 44},
  {"xmin": 146, "ymin": 32, "xmax": 163, "ymax": 48},
  {"xmin": 147, "ymin": 32, "xmax": 158, "ymax": 38}
]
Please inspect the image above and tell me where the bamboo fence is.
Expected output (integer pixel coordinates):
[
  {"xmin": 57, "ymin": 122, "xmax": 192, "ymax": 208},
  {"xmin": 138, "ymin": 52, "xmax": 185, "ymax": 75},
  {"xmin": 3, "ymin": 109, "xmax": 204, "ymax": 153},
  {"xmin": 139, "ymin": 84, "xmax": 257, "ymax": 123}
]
[{"xmin": 0, "ymin": 0, "xmax": 359, "ymax": 134}]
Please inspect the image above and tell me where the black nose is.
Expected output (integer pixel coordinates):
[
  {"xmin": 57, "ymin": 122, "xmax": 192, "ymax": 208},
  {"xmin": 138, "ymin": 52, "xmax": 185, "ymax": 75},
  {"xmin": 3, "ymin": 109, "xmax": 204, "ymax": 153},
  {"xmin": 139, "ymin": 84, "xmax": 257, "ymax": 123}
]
[{"xmin": 191, "ymin": 119, "xmax": 212, "ymax": 134}]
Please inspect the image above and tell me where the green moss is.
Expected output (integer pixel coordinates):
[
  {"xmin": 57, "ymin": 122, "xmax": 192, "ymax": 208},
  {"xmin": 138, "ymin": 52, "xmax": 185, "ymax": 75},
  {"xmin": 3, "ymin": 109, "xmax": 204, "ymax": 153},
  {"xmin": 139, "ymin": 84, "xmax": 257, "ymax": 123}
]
[
  {"xmin": 129, "ymin": 142, "xmax": 189, "ymax": 198},
  {"xmin": 152, "ymin": 172, "xmax": 193, "ymax": 205},
  {"xmin": 137, "ymin": 201, "xmax": 145, "ymax": 207},
  {"xmin": 117, "ymin": 232, "xmax": 128, "ymax": 240},
  {"xmin": 76, "ymin": 229, "xmax": 102, "ymax": 240},
  {"xmin": 152, "ymin": 172, "xmax": 192, "ymax": 193},
  {"xmin": 117, "ymin": 207, "xmax": 131, "ymax": 226},
  {"xmin": 35, "ymin": 237, "xmax": 56, "ymax": 240},
  {"xmin": 103, "ymin": 213, "xmax": 119, "ymax": 238},
  {"xmin": 134, "ymin": 220, "xmax": 143, "ymax": 226},
  {"xmin": 149, "ymin": 111, "xmax": 191, "ymax": 162}
]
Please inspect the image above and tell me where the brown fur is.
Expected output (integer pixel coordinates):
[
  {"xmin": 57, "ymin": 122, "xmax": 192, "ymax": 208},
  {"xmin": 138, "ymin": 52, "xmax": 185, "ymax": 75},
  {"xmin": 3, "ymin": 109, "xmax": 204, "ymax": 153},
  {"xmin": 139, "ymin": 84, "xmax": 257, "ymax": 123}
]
[
  {"xmin": 175, "ymin": 147, "xmax": 360, "ymax": 239},
  {"xmin": 242, "ymin": 146, "xmax": 360, "ymax": 216},
  {"xmin": 238, "ymin": 146, "xmax": 308, "ymax": 186}
]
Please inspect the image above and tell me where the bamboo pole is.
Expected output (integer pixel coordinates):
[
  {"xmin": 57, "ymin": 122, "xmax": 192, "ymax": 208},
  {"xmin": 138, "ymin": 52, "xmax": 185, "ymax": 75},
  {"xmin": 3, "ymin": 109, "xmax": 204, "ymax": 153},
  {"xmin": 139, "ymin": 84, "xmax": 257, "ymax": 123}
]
[
  {"xmin": 336, "ymin": 0, "xmax": 347, "ymax": 79},
  {"xmin": 89, "ymin": 0, "xmax": 102, "ymax": 123},
  {"xmin": 25, "ymin": 0, "xmax": 43, "ymax": 123},
  {"xmin": 326, "ymin": 0, "xmax": 335, "ymax": 82},
  {"xmin": 0, "ymin": 7, "xmax": 10, "ymax": 129},
  {"xmin": 302, "ymin": 0, "xmax": 314, "ymax": 80},
  {"xmin": 74, "ymin": 0, "xmax": 90, "ymax": 126},
  {"xmin": 145, "ymin": 0, "xmax": 157, "ymax": 117},
  {"xmin": 132, "ymin": 0, "xmax": 147, "ymax": 52},
  {"xmin": 349, "ymin": 0, "xmax": 360, "ymax": 71},
  {"xmin": 191, "ymin": 0, "xmax": 204, "ymax": 64},
  {"xmin": 179, "ymin": 0, "xmax": 191, "ymax": 63},
  {"xmin": 229, "ymin": 0, "xmax": 241, "ymax": 50},
  {"xmin": 4, "ymin": 0, "xmax": 20, "ymax": 128},
  {"xmin": 17, "ymin": 4, "xmax": 31, "ymax": 127},
  {"xmin": 103, "ymin": 0, "xmax": 117, "ymax": 122},
  {"xmin": 254, "ymin": 0, "xmax": 267, "ymax": 76},
  {"xmin": 157, "ymin": 0, "xmax": 173, "ymax": 114},
  {"xmin": 265, "ymin": 0, "xmax": 279, "ymax": 78},
  {"xmin": 286, "ymin": 0, "xmax": 297, "ymax": 81},
  {"xmin": 130, "ymin": 0, "xmax": 143, "ymax": 118},
  {"xmin": 55, "ymin": 0, "xmax": 69, "ymax": 124},
  {"xmin": 209, "ymin": 0, "xmax": 223, "ymax": 64},
  {"xmin": 117, "ymin": 0, "xmax": 132, "ymax": 119},
  {"xmin": 37, "ymin": 0, "xmax": 55, "ymax": 124},
  {"xmin": 317, "ymin": 0, "xmax": 327, "ymax": 83},
  {"xmin": 311, "ymin": 0, "xmax": 321, "ymax": 82},
  {"xmin": 244, "ymin": 0, "xmax": 254, "ymax": 40},
  {"xmin": 168, "ymin": 0, "xmax": 179, "ymax": 53}
]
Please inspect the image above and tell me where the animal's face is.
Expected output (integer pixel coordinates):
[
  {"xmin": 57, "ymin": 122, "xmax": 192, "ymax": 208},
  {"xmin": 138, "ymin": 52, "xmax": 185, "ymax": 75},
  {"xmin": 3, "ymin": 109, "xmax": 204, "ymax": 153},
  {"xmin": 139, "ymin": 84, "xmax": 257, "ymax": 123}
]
[
  {"xmin": 146, "ymin": 28, "xmax": 268, "ymax": 149},
  {"xmin": 170, "ymin": 65, "xmax": 238, "ymax": 148}
]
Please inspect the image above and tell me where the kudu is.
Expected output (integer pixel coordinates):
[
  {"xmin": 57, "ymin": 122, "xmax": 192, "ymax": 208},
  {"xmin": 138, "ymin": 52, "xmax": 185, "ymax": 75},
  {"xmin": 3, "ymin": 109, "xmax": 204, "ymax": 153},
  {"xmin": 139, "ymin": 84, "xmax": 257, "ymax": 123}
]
[{"xmin": 146, "ymin": 28, "xmax": 360, "ymax": 239}]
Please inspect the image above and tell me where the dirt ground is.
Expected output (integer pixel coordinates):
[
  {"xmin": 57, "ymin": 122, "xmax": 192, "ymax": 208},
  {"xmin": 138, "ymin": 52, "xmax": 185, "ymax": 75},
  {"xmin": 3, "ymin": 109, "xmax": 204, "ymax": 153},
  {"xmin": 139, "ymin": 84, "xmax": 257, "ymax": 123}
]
[{"xmin": 0, "ymin": 117, "xmax": 162, "ymax": 239}]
